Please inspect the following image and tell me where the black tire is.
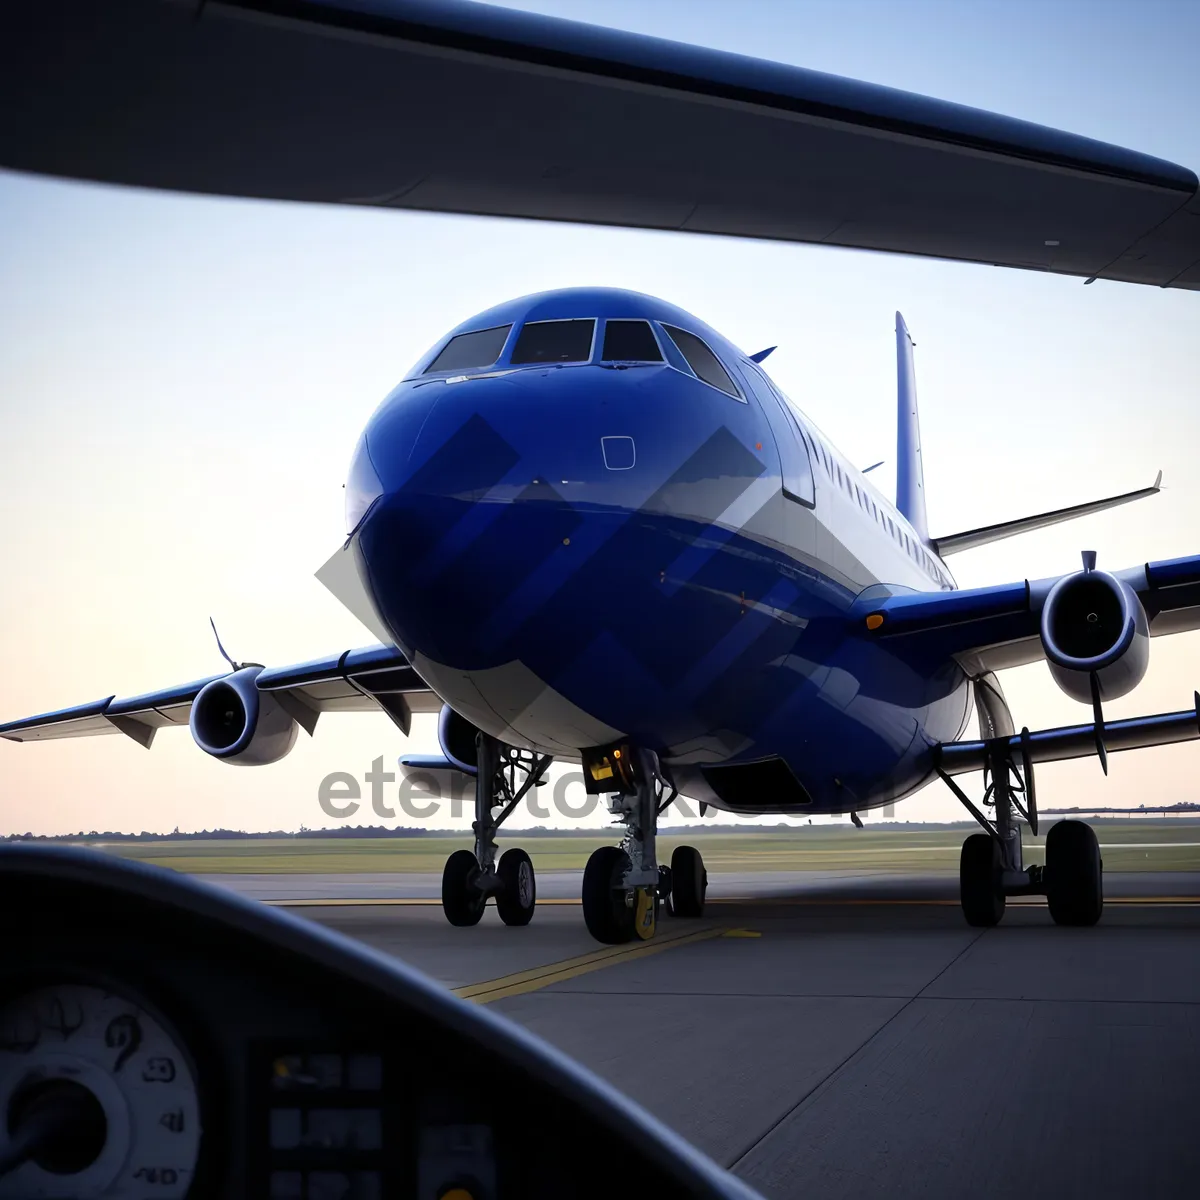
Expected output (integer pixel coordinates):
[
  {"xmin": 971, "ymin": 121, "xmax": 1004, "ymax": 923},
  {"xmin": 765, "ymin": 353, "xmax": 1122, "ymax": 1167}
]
[
  {"xmin": 582, "ymin": 846, "xmax": 635, "ymax": 944},
  {"xmin": 960, "ymin": 833, "xmax": 1005, "ymax": 927},
  {"xmin": 658, "ymin": 865, "xmax": 674, "ymax": 915},
  {"xmin": 496, "ymin": 848, "xmax": 536, "ymax": 927},
  {"xmin": 670, "ymin": 845, "xmax": 706, "ymax": 918},
  {"xmin": 442, "ymin": 849, "xmax": 486, "ymax": 927},
  {"xmin": 1046, "ymin": 819, "xmax": 1103, "ymax": 927}
]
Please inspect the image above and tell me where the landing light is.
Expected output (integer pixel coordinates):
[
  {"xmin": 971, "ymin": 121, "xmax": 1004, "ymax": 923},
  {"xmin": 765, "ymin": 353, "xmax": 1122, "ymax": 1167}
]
[{"xmin": 582, "ymin": 742, "xmax": 640, "ymax": 794}]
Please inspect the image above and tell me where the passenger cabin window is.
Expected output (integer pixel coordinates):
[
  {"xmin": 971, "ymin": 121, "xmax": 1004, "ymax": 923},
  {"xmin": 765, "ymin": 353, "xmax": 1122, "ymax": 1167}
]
[
  {"xmin": 661, "ymin": 325, "xmax": 740, "ymax": 398},
  {"xmin": 424, "ymin": 324, "xmax": 511, "ymax": 373},
  {"xmin": 601, "ymin": 320, "xmax": 663, "ymax": 362},
  {"xmin": 511, "ymin": 319, "xmax": 595, "ymax": 365}
]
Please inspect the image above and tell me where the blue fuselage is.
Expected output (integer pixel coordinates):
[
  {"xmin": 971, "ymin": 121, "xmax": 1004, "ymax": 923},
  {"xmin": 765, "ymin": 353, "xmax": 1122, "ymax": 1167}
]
[{"xmin": 348, "ymin": 289, "xmax": 972, "ymax": 814}]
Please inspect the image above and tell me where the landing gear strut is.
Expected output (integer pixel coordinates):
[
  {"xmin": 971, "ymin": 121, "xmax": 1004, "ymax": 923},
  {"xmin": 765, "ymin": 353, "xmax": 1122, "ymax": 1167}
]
[
  {"xmin": 579, "ymin": 746, "xmax": 706, "ymax": 943},
  {"xmin": 440, "ymin": 733, "xmax": 550, "ymax": 928},
  {"xmin": 939, "ymin": 727, "xmax": 1102, "ymax": 928}
]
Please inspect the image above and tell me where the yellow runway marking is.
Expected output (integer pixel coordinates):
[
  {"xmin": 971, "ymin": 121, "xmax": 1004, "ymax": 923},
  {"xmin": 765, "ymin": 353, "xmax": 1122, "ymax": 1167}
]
[
  {"xmin": 268, "ymin": 897, "xmax": 582, "ymax": 907},
  {"xmin": 267, "ymin": 896, "xmax": 1200, "ymax": 909},
  {"xmin": 453, "ymin": 925, "xmax": 725, "ymax": 1004}
]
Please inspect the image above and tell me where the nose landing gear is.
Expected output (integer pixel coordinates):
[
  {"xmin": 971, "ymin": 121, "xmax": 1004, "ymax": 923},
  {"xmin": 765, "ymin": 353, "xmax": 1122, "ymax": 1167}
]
[
  {"xmin": 579, "ymin": 746, "xmax": 707, "ymax": 944},
  {"xmin": 439, "ymin": 734, "xmax": 550, "ymax": 929}
]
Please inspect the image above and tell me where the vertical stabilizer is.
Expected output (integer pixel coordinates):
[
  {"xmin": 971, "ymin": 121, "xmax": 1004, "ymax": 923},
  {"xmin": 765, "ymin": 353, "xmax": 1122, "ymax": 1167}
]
[{"xmin": 895, "ymin": 312, "xmax": 929, "ymax": 543}]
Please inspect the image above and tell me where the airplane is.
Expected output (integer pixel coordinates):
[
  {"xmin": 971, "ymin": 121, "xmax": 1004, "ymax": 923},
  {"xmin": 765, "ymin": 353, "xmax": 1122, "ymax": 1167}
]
[
  {"xmin": 1, "ymin": 0, "xmax": 1199, "ymax": 949},
  {"xmin": 2, "ymin": 3, "xmax": 1200, "ymax": 1196},
  {"xmin": 4, "ymin": 279, "xmax": 1198, "ymax": 944}
]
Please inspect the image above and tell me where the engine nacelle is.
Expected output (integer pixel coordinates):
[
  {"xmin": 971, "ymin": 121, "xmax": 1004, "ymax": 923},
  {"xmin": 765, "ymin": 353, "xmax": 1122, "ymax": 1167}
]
[
  {"xmin": 438, "ymin": 704, "xmax": 480, "ymax": 773},
  {"xmin": 1040, "ymin": 568, "xmax": 1149, "ymax": 703},
  {"xmin": 189, "ymin": 667, "xmax": 299, "ymax": 766}
]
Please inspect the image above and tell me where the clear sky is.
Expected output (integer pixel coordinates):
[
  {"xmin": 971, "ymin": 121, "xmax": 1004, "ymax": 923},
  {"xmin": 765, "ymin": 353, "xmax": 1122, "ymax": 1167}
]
[{"xmin": 1, "ymin": 0, "xmax": 1198, "ymax": 836}]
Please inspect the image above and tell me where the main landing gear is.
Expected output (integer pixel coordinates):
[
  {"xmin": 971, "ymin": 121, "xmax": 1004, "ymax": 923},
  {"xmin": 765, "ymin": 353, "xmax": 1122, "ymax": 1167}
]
[
  {"xmin": 440, "ymin": 733, "xmax": 550, "ymax": 928},
  {"xmin": 939, "ymin": 729, "xmax": 1103, "ymax": 928},
  {"xmin": 579, "ymin": 745, "xmax": 707, "ymax": 944}
]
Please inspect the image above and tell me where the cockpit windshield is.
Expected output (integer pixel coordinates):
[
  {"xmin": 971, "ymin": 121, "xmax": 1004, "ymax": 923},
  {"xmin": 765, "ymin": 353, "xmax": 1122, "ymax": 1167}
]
[
  {"xmin": 510, "ymin": 319, "xmax": 595, "ymax": 364},
  {"xmin": 424, "ymin": 324, "xmax": 511, "ymax": 373},
  {"xmin": 601, "ymin": 320, "xmax": 663, "ymax": 362}
]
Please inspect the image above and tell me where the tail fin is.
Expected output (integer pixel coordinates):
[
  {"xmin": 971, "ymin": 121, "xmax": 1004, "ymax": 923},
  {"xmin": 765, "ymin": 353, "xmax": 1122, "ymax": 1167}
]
[{"xmin": 895, "ymin": 312, "xmax": 929, "ymax": 543}]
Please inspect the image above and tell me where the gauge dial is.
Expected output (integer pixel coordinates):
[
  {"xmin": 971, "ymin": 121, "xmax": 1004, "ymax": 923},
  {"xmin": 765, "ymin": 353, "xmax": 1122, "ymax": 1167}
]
[{"xmin": 0, "ymin": 983, "xmax": 202, "ymax": 1198}]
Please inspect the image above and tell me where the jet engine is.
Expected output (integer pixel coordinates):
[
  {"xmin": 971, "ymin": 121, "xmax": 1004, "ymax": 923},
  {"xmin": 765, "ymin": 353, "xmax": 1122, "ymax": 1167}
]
[
  {"xmin": 189, "ymin": 667, "xmax": 299, "ymax": 765},
  {"xmin": 1040, "ymin": 566, "xmax": 1149, "ymax": 703}
]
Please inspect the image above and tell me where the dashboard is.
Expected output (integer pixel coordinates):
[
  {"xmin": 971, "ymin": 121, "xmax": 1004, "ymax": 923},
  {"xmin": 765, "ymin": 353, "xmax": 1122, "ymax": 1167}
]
[{"xmin": 0, "ymin": 846, "xmax": 760, "ymax": 1199}]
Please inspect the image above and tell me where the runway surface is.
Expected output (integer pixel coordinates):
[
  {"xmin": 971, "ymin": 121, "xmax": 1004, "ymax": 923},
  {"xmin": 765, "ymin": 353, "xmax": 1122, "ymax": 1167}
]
[{"xmin": 247, "ymin": 870, "xmax": 1200, "ymax": 1199}]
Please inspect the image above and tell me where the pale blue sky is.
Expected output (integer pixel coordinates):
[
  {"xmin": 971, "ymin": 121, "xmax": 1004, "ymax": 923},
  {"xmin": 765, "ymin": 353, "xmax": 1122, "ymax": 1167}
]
[{"xmin": 1, "ymin": 0, "xmax": 1198, "ymax": 835}]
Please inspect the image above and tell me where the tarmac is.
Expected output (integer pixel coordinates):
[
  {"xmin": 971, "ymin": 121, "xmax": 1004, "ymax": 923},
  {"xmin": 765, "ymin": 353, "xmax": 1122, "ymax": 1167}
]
[{"xmin": 208, "ymin": 870, "xmax": 1200, "ymax": 1198}]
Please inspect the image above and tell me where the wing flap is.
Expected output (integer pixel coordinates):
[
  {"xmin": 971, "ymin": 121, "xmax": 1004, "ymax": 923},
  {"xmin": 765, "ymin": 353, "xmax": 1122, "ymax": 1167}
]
[{"xmin": 0, "ymin": 698, "xmax": 118, "ymax": 743}]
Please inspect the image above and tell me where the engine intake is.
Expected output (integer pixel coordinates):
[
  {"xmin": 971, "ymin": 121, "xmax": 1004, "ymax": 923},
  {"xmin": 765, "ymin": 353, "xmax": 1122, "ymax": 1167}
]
[
  {"xmin": 1040, "ymin": 568, "xmax": 1149, "ymax": 703},
  {"xmin": 190, "ymin": 667, "xmax": 299, "ymax": 765}
]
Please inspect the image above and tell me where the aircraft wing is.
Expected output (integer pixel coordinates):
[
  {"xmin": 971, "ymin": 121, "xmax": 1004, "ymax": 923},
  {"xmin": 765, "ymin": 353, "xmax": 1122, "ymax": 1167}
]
[
  {"xmin": 858, "ymin": 551, "xmax": 1200, "ymax": 675},
  {"xmin": 0, "ymin": 0, "xmax": 1197, "ymax": 289},
  {"xmin": 938, "ymin": 702, "xmax": 1200, "ymax": 777},
  {"xmin": 0, "ymin": 645, "xmax": 439, "ymax": 748}
]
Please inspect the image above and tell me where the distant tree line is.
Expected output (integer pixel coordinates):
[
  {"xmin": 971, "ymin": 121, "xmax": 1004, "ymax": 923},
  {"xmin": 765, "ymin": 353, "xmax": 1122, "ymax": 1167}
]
[
  {"xmin": 3, "ymin": 820, "xmax": 992, "ymax": 842},
  {"xmin": 7, "ymin": 808, "xmax": 1197, "ymax": 844},
  {"xmin": 2, "ymin": 826, "xmax": 456, "ymax": 843}
]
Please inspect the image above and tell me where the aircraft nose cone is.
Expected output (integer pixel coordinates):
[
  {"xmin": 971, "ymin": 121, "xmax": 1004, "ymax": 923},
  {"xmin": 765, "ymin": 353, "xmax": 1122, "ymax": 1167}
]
[{"xmin": 353, "ymin": 375, "xmax": 589, "ymax": 666}]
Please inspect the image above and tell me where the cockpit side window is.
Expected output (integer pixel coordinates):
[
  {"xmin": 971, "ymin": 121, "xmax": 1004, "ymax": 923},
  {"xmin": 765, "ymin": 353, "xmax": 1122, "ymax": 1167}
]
[
  {"xmin": 661, "ymin": 325, "xmax": 741, "ymax": 398},
  {"xmin": 601, "ymin": 320, "xmax": 663, "ymax": 362},
  {"xmin": 510, "ymin": 319, "xmax": 596, "ymax": 364},
  {"xmin": 424, "ymin": 324, "xmax": 511, "ymax": 373}
]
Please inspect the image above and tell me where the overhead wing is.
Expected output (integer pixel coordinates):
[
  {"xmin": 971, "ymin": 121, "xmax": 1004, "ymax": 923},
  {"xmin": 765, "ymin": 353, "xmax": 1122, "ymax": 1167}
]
[
  {"xmin": 0, "ymin": 645, "xmax": 439, "ymax": 747},
  {"xmin": 0, "ymin": 0, "xmax": 1197, "ymax": 289},
  {"xmin": 858, "ymin": 551, "xmax": 1200, "ymax": 675},
  {"xmin": 932, "ymin": 473, "xmax": 1162, "ymax": 557}
]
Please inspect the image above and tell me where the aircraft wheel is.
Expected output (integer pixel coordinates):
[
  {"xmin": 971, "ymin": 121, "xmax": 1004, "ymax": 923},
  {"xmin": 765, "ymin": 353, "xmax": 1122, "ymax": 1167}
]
[
  {"xmin": 658, "ymin": 865, "xmax": 674, "ymax": 915},
  {"xmin": 960, "ymin": 833, "xmax": 1005, "ymax": 927},
  {"xmin": 670, "ymin": 845, "xmax": 706, "ymax": 917},
  {"xmin": 496, "ymin": 847, "xmax": 536, "ymax": 927},
  {"xmin": 582, "ymin": 846, "xmax": 635, "ymax": 944},
  {"xmin": 1046, "ymin": 820, "xmax": 1103, "ymax": 926},
  {"xmin": 442, "ymin": 849, "xmax": 486, "ymax": 927}
]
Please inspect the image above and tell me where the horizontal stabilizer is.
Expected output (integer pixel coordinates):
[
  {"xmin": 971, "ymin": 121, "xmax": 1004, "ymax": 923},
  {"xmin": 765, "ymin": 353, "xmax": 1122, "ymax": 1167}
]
[
  {"xmin": 932, "ymin": 472, "xmax": 1161, "ymax": 557},
  {"xmin": 937, "ymin": 695, "xmax": 1200, "ymax": 776},
  {"xmin": 399, "ymin": 754, "xmax": 478, "ymax": 778}
]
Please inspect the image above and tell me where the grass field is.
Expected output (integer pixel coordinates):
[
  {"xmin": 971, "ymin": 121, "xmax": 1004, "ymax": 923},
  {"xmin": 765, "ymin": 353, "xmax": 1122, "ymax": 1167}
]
[{"xmin": 86, "ymin": 821, "xmax": 1200, "ymax": 875}]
